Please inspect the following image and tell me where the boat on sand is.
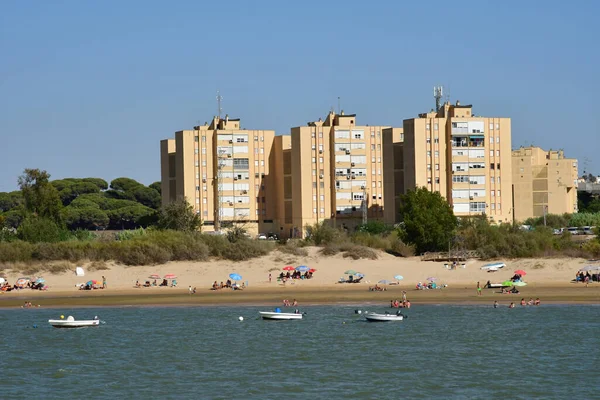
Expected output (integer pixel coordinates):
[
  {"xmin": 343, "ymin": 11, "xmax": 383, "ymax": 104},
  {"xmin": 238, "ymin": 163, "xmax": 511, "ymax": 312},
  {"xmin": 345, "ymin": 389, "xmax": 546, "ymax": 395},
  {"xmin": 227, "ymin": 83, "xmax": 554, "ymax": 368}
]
[
  {"xmin": 259, "ymin": 311, "xmax": 303, "ymax": 320},
  {"xmin": 48, "ymin": 315, "xmax": 100, "ymax": 328},
  {"xmin": 365, "ymin": 312, "xmax": 404, "ymax": 322}
]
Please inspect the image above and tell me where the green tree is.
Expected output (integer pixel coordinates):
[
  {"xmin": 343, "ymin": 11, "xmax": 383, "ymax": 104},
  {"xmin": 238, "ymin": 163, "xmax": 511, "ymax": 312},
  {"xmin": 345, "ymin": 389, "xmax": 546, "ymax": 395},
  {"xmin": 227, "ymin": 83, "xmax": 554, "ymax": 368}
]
[
  {"xmin": 17, "ymin": 216, "xmax": 66, "ymax": 243},
  {"xmin": 61, "ymin": 206, "xmax": 109, "ymax": 230},
  {"xmin": 17, "ymin": 169, "xmax": 63, "ymax": 222},
  {"xmin": 0, "ymin": 191, "xmax": 23, "ymax": 212},
  {"xmin": 82, "ymin": 178, "xmax": 108, "ymax": 190},
  {"xmin": 132, "ymin": 186, "xmax": 161, "ymax": 209},
  {"xmin": 56, "ymin": 180, "xmax": 102, "ymax": 205},
  {"xmin": 107, "ymin": 205, "xmax": 156, "ymax": 229},
  {"xmin": 157, "ymin": 199, "xmax": 201, "ymax": 232},
  {"xmin": 149, "ymin": 181, "xmax": 161, "ymax": 194},
  {"xmin": 110, "ymin": 177, "xmax": 143, "ymax": 192},
  {"xmin": 398, "ymin": 187, "xmax": 458, "ymax": 254}
]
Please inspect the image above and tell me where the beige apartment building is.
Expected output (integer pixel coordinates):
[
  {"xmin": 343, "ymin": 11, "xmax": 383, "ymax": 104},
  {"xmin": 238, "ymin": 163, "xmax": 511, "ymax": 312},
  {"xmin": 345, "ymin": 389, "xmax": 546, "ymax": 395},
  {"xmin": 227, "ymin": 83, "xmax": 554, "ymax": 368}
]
[
  {"xmin": 160, "ymin": 115, "xmax": 277, "ymax": 235},
  {"xmin": 402, "ymin": 101, "xmax": 513, "ymax": 223},
  {"xmin": 512, "ymin": 146, "xmax": 578, "ymax": 222},
  {"xmin": 289, "ymin": 111, "xmax": 397, "ymax": 236}
]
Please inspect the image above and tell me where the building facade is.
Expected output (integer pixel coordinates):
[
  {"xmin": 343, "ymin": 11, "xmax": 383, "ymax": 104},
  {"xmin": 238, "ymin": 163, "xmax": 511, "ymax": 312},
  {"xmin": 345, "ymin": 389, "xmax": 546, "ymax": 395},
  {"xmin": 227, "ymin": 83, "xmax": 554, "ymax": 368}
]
[
  {"xmin": 512, "ymin": 146, "xmax": 578, "ymax": 222},
  {"xmin": 289, "ymin": 111, "xmax": 397, "ymax": 236},
  {"xmin": 402, "ymin": 101, "xmax": 513, "ymax": 223},
  {"xmin": 160, "ymin": 115, "xmax": 277, "ymax": 235}
]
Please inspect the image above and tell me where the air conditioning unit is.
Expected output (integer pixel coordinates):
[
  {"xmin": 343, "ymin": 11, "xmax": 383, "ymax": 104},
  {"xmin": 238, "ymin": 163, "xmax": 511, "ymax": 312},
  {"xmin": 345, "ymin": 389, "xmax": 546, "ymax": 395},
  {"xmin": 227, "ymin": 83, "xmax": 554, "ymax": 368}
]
[
  {"xmin": 319, "ymin": 150, "xmax": 323, "ymax": 154},
  {"xmin": 360, "ymin": 186, "xmax": 366, "ymax": 190},
  {"xmin": 229, "ymin": 202, "xmax": 233, "ymax": 206},
  {"xmin": 351, "ymin": 162, "xmax": 355, "ymax": 167},
  {"xmin": 234, "ymin": 177, "xmax": 238, "ymax": 180},
  {"xmin": 345, "ymin": 150, "xmax": 351, "ymax": 155},
  {"xmin": 319, "ymin": 174, "xmax": 324, "ymax": 178},
  {"xmin": 228, "ymin": 140, "xmax": 233, "ymax": 143},
  {"xmin": 227, "ymin": 154, "xmax": 231, "ymax": 158},
  {"xmin": 202, "ymin": 178, "xmax": 206, "ymax": 183},
  {"xmin": 242, "ymin": 190, "xmax": 247, "ymax": 194},
  {"xmin": 346, "ymin": 175, "xmax": 351, "ymax": 180},
  {"xmin": 469, "ymin": 197, "xmax": 474, "ymax": 200},
  {"xmin": 351, "ymin": 176, "xmax": 356, "ymax": 179}
]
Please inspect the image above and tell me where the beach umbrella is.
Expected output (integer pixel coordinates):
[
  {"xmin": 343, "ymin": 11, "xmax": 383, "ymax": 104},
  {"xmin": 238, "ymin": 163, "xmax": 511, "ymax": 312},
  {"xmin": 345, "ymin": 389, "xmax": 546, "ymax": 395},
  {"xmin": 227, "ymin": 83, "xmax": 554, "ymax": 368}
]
[
  {"xmin": 35, "ymin": 278, "xmax": 45, "ymax": 284},
  {"xmin": 149, "ymin": 274, "xmax": 161, "ymax": 280},
  {"xmin": 0, "ymin": 277, "xmax": 5, "ymax": 284},
  {"xmin": 394, "ymin": 275, "xmax": 404, "ymax": 280},
  {"xmin": 86, "ymin": 280, "xmax": 99, "ymax": 286},
  {"xmin": 16, "ymin": 278, "xmax": 29, "ymax": 288},
  {"xmin": 502, "ymin": 280, "xmax": 513, "ymax": 287},
  {"xmin": 229, "ymin": 273, "xmax": 242, "ymax": 281},
  {"xmin": 356, "ymin": 273, "xmax": 365, "ymax": 278},
  {"xmin": 579, "ymin": 265, "xmax": 600, "ymax": 272},
  {"xmin": 296, "ymin": 266, "xmax": 309, "ymax": 272},
  {"xmin": 164, "ymin": 274, "xmax": 177, "ymax": 279},
  {"xmin": 514, "ymin": 270, "xmax": 527, "ymax": 276},
  {"xmin": 513, "ymin": 281, "xmax": 527, "ymax": 287},
  {"xmin": 427, "ymin": 277, "xmax": 437, "ymax": 282},
  {"xmin": 378, "ymin": 280, "xmax": 392, "ymax": 285},
  {"xmin": 344, "ymin": 270, "xmax": 358, "ymax": 275},
  {"xmin": 283, "ymin": 266, "xmax": 295, "ymax": 271},
  {"xmin": 309, "ymin": 268, "xmax": 317, "ymax": 273}
]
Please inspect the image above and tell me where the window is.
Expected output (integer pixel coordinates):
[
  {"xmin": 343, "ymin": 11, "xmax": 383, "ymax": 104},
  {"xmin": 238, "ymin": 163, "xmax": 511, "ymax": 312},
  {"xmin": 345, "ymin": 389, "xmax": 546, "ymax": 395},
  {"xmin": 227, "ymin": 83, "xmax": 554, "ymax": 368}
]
[
  {"xmin": 489, "ymin": 123, "xmax": 494, "ymax": 130},
  {"xmin": 260, "ymin": 136, "xmax": 264, "ymax": 141},
  {"xmin": 194, "ymin": 136, "xmax": 199, "ymax": 142},
  {"xmin": 378, "ymin": 181, "xmax": 382, "ymax": 188},
  {"xmin": 490, "ymin": 150, "xmax": 494, "ymax": 157},
  {"xmin": 435, "ymin": 177, "xmax": 440, "ymax": 184},
  {"xmin": 495, "ymin": 123, "xmax": 500, "ymax": 130},
  {"xmin": 196, "ymin": 186, "xmax": 200, "ymax": 191},
  {"xmin": 496, "ymin": 150, "xmax": 500, "ymax": 157},
  {"xmin": 203, "ymin": 185, "xmax": 207, "ymax": 192},
  {"xmin": 312, "ymin": 157, "xmax": 316, "ymax": 163},
  {"xmin": 203, "ymin": 198, "xmax": 207, "ymax": 204},
  {"xmin": 319, "ymin": 132, "xmax": 323, "ymax": 138},
  {"xmin": 490, "ymin": 177, "xmax": 494, "ymax": 184},
  {"xmin": 254, "ymin": 148, "xmax": 258, "ymax": 154},
  {"xmin": 435, "ymin": 164, "xmax": 439, "ymax": 171},
  {"xmin": 426, "ymin": 138, "xmax": 431, "ymax": 144},
  {"xmin": 311, "ymin": 132, "xmax": 316, "ymax": 138},
  {"xmin": 426, "ymin": 123, "xmax": 430, "ymax": 130},
  {"xmin": 194, "ymin": 149, "xmax": 199, "ymax": 154},
  {"xmin": 371, "ymin": 144, "xmax": 375, "ymax": 150},
  {"xmin": 469, "ymin": 202, "xmax": 486, "ymax": 212},
  {"xmin": 372, "ymin": 181, "xmax": 376, "ymax": 188},
  {"xmin": 434, "ymin": 138, "xmax": 439, "ymax": 144},
  {"xmin": 377, "ymin": 157, "xmax": 381, "ymax": 163},
  {"xmin": 434, "ymin": 151, "xmax": 438, "ymax": 157},
  {"xmin": 319, "ymin": 182, "xmax": 324, "ymax": 188},
  {"xmin": 371, "ymin": 156, "xmax": 376, "ymax": 163},
  {"xmin": 319, "ymin": 169, "xmax": 324, "ymax": 175},
  {"xmin": 434, "ymin": 123, "xmax": 438, "ymax": 130},
  {"xmin": 254, "ymin": 161, "xmax": 259, "ymax": 167},
  {"xmin": 312, "ymin": 169, "xmax": 316, "ymax": 176},
  {"xmin": 202, "ymin": 160, "xmax": 206, "ymax": 167},
  {"xmin": 312, "ymin": 195, "xmax": 317, "ymax": 201},
  {"xmin": 497, "ymin": 163, "xmax": 500, "ymax": 170},
  {"xmin": 312, "ymin": 182, "xmax": 317, "ymax": 188},
  {"xmin": 490, "ymin": 163, "xmax": 495, "ymax": 170},
  {"xmin": 255, "ymin": 184, "xmax": 259, "ymax": 191},
  {"xmin": 195, "ymin": 198, "xmax": 200, "ymax": 203},
  {"xmin": 427, "ymin": 178, "xmax": 432, "ymax": 184},
  {"xmin": 496, "ymin": 137, "xmax": 500, "ymax": 143},
  {"xmin": 491, "ymin": 190, "xmax": 495, "ymax": 197},
  {"xmin": 320, "ymin": 195, "xmax": 324, "ymax": 201},
  {"xmin": 202, "ymin": 148, "xmax": 206, "ymax": 154},
  {"xmin": 497, "ymin": 203, "xmax": 501, "ymax": 210},
  {"xmin": 204, "ymin": 210, "xmax": 208, "ymax": 216},
  {"xmin": 312, "ymin": 144, "xmax": 316, "ymax": 150},
  {"xmin": 319, "ymin": 157, "xmax": 323, "ymax": 163},
  {"xmin": 195, "ymin": 161, "xmax": 199, "ymax": 167},
  {"xmin": 427, "ymin": 151, "xmax": 431, "ymax": 157},
  {"xmin": 371, "ymin": 131, "xmax": 375, "ymax": 137},
  {"xmin": 489, "ymin": 137, "xmax": 494, "ymax": 145},
  {"xmin": 313, "ymin": 208, "xmax": 317, "ymax": 214},
  {"xmin": 497, "ymin": 190, "xmax": 501, "ymax": 197},
  {"xmin": 491, "ymin": 203, "xmax": 496, "ymax": 210},
  {"xmin": 427, "ymin": 164, "xmax": 431, "ymax": 170},
  {"xmin": 260, "ymin": 160, "xmax": 264, "ymax": 166},
  {"xmin": 319, "ymin": 144, "xmax": 323, "ymax": 152},
  {"xmin": 254, "ymin": 136, "xmax": 258, "ymax": 141},
  {"xmin": 320, "ymin": 207, "xmax": 325, "ymax": 214},
  {"xmin": 202, "ymin": 136, "xmax": 206, "ymax": 142},
  {"xmin": 377, "ymin": 144, "xmax": 381, "ymax": 150},
  {"xmin": 497, "ymin": 177, "xmax": 501, "ymax": 183},
  {"xmin": 260, "ymin": 148, "xmax": 264, "ymax": 154}
]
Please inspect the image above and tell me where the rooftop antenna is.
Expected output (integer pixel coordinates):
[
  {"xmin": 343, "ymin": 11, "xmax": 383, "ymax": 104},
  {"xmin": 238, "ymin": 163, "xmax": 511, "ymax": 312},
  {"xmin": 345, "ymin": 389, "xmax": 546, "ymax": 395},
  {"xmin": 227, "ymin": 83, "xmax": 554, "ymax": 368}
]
[
  {"xmin": 433, "ymin": 86, "xmax": 443, "ymax": 112},
  {"xmin": 216, "ymin": 90, "xmax": 223, "ymax": 119},
  {"xmin": 445, "ymin": 85, "xmax": 450, "ymax": 104}
]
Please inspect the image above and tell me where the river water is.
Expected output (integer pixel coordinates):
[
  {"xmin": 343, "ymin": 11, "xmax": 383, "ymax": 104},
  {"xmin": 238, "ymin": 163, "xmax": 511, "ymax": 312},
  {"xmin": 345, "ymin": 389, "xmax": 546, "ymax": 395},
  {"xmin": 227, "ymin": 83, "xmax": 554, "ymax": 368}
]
[{"xmin": 0, "ymin": 304, "xmax": 598, "ymax": 399}]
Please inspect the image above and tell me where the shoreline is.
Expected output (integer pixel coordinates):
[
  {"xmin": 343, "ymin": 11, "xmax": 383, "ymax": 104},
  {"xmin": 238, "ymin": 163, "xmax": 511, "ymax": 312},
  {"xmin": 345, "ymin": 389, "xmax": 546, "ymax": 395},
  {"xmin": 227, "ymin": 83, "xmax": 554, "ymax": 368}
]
[{"xmin": 1, "ymin": 285, "xmax": 598, "ymax": 308}]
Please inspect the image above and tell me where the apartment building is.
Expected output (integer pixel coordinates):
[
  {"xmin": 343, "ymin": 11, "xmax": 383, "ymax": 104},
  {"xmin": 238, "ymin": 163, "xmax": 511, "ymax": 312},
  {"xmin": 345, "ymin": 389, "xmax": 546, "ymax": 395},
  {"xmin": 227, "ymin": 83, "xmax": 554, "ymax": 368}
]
[
  {"xmin": 402, "ymin": 101, "xmax": 513, "ymax": 223},
  {"xmin": 512, "ymin": 146, "xmax": 578, "ymax": 222},
  {"xmin": 382, "ymin": 128, "xmax": 404, "ymax": 224},
  {"xmin": 290, "ymin": 111, "xmax": 396, "ymax": 236},
  {"xmin": 160, "ymin": 115, "xmax": 276, "ymax": 235}
]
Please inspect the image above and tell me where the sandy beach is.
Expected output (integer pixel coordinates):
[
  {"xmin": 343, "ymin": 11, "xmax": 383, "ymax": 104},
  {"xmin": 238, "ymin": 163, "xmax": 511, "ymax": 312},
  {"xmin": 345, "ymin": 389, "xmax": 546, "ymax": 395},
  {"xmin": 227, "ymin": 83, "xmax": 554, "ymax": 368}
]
[{"xmin": 1, "ymin": 247, "xmax": 599, "ymax": 307}]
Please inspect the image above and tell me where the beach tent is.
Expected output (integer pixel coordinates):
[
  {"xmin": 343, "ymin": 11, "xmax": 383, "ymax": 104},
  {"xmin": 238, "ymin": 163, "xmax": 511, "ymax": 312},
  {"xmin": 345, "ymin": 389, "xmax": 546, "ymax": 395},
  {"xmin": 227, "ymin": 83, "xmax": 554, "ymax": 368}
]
[
  {"xmin": 0, "ymin": 277, "xmax": 5, "ymax": 284},
  {"xmin": 75, "ymin": 267, "xmax": 85, "ymax": 277}
]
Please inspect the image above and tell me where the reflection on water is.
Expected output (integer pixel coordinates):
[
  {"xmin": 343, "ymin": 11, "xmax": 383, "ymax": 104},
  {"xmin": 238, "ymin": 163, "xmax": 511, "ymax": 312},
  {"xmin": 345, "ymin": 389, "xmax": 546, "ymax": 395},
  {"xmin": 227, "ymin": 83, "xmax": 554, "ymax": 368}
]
[{"xmin": 0, "ymin": 304, "xmax": 598, "ymax": 399}]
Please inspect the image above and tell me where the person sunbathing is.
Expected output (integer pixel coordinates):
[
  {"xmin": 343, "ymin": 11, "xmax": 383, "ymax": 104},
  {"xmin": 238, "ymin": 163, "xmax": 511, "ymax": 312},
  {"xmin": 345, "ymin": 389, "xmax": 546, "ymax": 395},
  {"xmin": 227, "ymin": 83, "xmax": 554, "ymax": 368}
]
[
  {"xmin": 135, "ymin": 280, "xmax": 141, "ymax": 288},
  {"xmin": 211, "ymin": 281, "xmax": 219, "ymax": 290}
]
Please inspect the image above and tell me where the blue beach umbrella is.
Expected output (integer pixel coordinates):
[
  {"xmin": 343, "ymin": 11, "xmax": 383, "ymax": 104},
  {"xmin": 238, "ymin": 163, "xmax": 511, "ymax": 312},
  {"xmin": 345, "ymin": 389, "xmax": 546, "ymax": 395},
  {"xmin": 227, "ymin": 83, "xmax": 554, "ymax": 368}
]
[
  {"xmin": 229, "ymin": 273, "xmax": 242, "ymax": 281},
  {"xmin": 35, "ymin": 278, "xmax": 45, "ymax": 284},
  {"xmin": 378, "ymin": 280, "xmax": 392, "ymax": 285},
  {"xmin": 394, "ymin": 275, "xmax": 404, "ymax": 280},
  {"xmin": 296, "ymin": 266, "xmax": 309, "ymax": 272}
]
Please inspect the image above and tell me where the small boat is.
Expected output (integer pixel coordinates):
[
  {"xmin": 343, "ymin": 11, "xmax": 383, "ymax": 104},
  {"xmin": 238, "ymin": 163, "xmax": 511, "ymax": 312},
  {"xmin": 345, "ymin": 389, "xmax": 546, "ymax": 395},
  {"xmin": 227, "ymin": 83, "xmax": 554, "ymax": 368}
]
[
  {"xmin": 480, "ymin": 262, "xmax": 506, "ymax": 271},
  {"xmin": 48, "ymin": 316, "xmax": 100, "ymax": 328},
  {"xmin": 259, "ymin": 311, "xmax": 303, "ymax": 320},
  {"xmin": 365, "ymin": 312, "xmax": 404, "ymax": 322}
]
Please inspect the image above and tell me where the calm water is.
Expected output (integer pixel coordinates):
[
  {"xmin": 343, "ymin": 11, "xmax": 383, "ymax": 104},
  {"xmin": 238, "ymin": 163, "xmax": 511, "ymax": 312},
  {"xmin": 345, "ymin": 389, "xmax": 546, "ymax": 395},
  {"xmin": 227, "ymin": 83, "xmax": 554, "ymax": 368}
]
[{"xmin": 0, "ymin": 304, "xmax": 598, "ymax": 399}]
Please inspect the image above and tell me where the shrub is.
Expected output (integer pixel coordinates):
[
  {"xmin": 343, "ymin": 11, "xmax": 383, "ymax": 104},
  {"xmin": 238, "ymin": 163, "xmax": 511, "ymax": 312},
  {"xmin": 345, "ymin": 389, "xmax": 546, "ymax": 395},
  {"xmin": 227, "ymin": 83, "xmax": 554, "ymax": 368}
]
[
  {"xmin": 342, "ymin": 245, "xmax": 378, "ymax": 260},
  {"xmin": 0, "ymin": 241, "xmax": 34, "ymax": 262},
  {"xmin": 18, "ymin": 217, "xmax": 67, "ymax": 243},
  {"xmin": 304, "ymin": 223, "xmax": 343, "ymax": 245},
  {"xmin": 278, "ymin": 240, "xmax": 309, "ymax": 257},
  {"xmin": 88, "ymin": 261, "xmax": 110, "ymax": 271},
  {"xmin": 46, "ymin": 262, "xmax": 73, "ymax": 274}
]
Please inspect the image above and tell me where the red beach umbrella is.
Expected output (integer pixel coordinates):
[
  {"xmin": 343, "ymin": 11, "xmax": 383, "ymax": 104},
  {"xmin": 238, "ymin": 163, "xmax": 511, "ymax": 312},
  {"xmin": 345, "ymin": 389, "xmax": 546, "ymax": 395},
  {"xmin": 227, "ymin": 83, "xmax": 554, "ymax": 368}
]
[
  {"xmin": 514, "ymin": 270, "xmax": 527, "ymax": 276},
  {"xmin": 283, "ymin": 266, "xmax": 295, "ymax": 271},
  {"xmin": 164, "ymin": 274, "xmax": 177, "ymax": 279},
  {"xmin": 149, "ymin": 274, "xmax": 161, "ymax": 280},
  {"xmin": 309, "ymin": 268, "xmax": 317, "ymax": 273}
]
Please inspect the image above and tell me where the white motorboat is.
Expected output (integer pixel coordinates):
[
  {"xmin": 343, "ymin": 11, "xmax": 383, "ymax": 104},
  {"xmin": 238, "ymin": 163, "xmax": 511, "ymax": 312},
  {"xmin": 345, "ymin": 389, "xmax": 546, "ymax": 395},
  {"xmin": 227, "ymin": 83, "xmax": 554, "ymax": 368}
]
[
  {"xmin": 259, "ymin": 311, "xmax": 303, "ymax": 320},
  {"xmin": 365, "ymin": 312, "xmax": 404, "ymax": 322},
  {"xmin": 480, "ymin": 262, "xmax": 506, "ymax": 271},
  {"xmin": 48, "ymin": 316, "xmax": 100, "ymax": 328}
]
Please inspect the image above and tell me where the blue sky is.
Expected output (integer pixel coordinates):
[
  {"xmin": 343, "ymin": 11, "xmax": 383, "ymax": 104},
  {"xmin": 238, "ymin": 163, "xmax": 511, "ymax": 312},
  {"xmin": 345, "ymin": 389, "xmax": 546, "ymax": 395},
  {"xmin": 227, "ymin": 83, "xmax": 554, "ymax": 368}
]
[{"xmin": 1, "ymin": 0, "xmax": 598, "ymax": 191}]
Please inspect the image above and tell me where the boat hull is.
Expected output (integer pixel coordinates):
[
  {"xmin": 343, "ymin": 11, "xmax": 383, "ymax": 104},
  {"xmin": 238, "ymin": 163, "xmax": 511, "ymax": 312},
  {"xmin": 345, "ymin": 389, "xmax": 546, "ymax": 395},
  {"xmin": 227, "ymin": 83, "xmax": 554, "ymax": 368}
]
[
  {"xmin": 48, "ymin": 320, "xmax": 99, "ymax": 328},
  {"xmin": 259, "ymin": 312, "xmax": 302, "ymax": 320},
  {"xmin": 365, "ymin": 313, "xmax": 404, "ymax": 322}
]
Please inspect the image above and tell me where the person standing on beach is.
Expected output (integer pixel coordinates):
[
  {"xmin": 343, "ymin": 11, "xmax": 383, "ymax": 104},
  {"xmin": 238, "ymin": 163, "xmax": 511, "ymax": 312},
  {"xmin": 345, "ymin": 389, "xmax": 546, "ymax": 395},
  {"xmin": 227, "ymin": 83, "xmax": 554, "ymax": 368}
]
[
  {"xmin": 477, "ymin": 281, "xmax": 482, "ymax": 296},
  {"xmin": 269, "ymin": 273, "xmax": 272, "ymax": 283},
  {"xmin": 102, "ymin": 276, "xmax": 107, "ymax": 289},
  {"xmin": 493, "ymin": 301, "xmax": 498, "ymax": 308},
  {"xmin": 188, "ymin": 286, "xmax": 193, "ymax": 295}
]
